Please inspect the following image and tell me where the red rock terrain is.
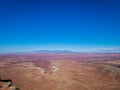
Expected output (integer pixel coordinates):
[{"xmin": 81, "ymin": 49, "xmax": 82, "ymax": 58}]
[{"xmin": 0, "ymin": 53, "xmax": 120, "ymax": 90}]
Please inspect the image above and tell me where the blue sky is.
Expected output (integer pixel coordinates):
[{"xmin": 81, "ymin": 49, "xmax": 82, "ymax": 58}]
[{"xmin": 0, "ymin": 0, "xmax": 120, "ymax": 52}]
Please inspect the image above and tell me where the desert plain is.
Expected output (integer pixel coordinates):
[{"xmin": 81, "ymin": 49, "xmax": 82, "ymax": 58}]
[{"xmin": 0, "ymin": 53, "xmax": 120, "ymax": 90}]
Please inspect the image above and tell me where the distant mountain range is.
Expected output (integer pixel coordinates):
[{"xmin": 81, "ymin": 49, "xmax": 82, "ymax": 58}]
[{"xmin": 34, "ymin": 50, "xmax": 75, "ymax": 53}]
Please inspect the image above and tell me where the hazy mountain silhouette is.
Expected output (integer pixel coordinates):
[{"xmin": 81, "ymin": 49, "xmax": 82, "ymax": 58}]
[{"xmin": 35, "ymin": 50, "xmax": 74, "ymax": 53}]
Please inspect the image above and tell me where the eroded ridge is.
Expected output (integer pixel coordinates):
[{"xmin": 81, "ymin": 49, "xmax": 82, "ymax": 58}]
[{"xmin": 0, "ymin": 79, "xmax": 20, "ymax": 90}]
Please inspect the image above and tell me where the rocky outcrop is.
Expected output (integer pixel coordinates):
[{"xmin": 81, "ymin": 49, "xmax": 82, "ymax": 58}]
[{"xmin": 0, "ymin": 79, "xmax": 20, "ymax": 90}]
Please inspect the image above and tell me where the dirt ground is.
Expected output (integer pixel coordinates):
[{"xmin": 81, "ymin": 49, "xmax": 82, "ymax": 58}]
[{"xmin": 0, "ymin": 53, "xmax": 120, "ymax": 90}]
